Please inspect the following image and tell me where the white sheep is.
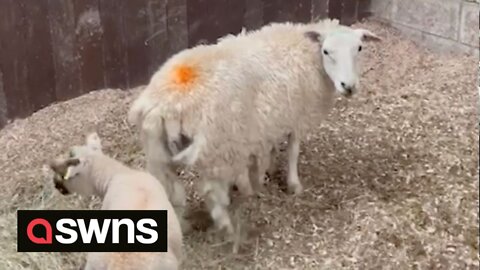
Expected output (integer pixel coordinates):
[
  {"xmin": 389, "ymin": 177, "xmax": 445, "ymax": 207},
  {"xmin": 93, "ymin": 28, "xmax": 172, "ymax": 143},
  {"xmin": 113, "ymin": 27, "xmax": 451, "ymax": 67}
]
[
  {"xmin": 49, "ymin": 133, "xmax": 183, "ymax": 270},
  {"xmin": 210, "ymin": 19, "xmax": 381, "ymax": 193},
  {"xmin": 128, "ymin": 41, "xmax": 271, "ymax": 237},
  {"xmin": 128, "ymin": 18, "xmax": 381, "ymax": 239}
]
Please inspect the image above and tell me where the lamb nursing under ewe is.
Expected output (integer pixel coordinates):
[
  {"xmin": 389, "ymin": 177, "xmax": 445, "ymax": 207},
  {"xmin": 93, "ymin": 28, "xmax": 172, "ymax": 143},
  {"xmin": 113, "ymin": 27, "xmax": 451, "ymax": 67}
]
[
  {"xmin": 128, "ymin": 18, "xmax": 381, "ymax": 239},
  {"xmin": 49, "ymin": 133, "xmax": 183, "ymax": 270}
]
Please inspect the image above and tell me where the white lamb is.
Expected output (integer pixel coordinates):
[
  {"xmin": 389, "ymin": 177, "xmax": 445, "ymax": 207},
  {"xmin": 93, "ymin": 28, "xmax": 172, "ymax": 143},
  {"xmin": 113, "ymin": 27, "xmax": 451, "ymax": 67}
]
[
  {"xmin": 49, "ymin": 133, "xmax": 183, "ymax": 270},
  {"xmin": 128, "ymin": 18, "xmax": 381, "ymax": 238}
]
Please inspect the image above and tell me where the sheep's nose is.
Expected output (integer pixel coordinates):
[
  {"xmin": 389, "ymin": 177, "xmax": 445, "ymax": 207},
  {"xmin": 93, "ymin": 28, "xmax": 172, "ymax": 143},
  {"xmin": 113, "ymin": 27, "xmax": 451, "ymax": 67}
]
[{"xmin": 340, "ymin": 82, "xmax": 354, "ymax": 95}]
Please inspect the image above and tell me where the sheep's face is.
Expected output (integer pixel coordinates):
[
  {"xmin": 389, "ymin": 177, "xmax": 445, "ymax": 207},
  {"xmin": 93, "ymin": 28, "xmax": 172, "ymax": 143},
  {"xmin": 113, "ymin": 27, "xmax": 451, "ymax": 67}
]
[
  {"xmin": 318, "ymin": 28, "xmax": 381, "ymax": 97},
  {"xmin": 49, "ymin": 133, "xmax": 103, "ymax": 196}
]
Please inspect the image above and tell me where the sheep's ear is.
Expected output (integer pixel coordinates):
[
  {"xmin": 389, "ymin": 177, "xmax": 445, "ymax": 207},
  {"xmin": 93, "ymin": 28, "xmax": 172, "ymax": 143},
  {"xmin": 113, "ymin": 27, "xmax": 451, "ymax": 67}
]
[
  {"xmin": 355, "ymin": 29, "xmax": 381, "ymax": 42},
  {"xmin": 49, "ymin": 158, "xmax": 80, "ymax": 178},
  {"xmin": 86, "ymin": 132, "xmax": 102, "ymax": 152},
  {"xmin": 304, "ymin": 31, "xmax": 322, "ymax": 43}
]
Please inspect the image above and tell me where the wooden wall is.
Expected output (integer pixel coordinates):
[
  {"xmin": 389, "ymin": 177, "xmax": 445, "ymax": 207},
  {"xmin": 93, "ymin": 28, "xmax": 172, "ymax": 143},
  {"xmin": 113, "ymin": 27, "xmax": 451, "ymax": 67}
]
[{"xmin": 0, "ymin": 0, "xmax": 371, "ymax": 128}]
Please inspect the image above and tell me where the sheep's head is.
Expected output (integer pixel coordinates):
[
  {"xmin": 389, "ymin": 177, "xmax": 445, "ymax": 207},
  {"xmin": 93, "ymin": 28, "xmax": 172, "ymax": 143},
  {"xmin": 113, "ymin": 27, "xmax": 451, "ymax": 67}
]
[
  {"xmin": 305, "ymin": 27, "xmax": 381, "ymax": 97},
  {"xmin": 49, "ymin": 132, "xmax": 103, "ymax": 195}
]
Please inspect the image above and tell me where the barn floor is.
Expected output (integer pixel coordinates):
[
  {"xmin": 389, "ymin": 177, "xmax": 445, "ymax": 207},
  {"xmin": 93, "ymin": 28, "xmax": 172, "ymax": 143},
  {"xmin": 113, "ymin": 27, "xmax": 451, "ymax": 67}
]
[{"xmin": 0, "ymin": 20, "xmax": 478, "ymax": 270}]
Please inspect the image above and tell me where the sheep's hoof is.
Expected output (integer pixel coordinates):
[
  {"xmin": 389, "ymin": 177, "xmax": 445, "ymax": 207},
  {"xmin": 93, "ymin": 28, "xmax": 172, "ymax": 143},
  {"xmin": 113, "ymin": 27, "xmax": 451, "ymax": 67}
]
[
  {"xmin": 287, "ymin": 182, "xmax": 303, "ymax": 195},
  {"xmin": 205, "ymin": 225, "xmax": 234, "ymax": 244},
  {"xmin": 211, "ymin": 222, "xmax": 234, "ymax": 243},
  {"xmin": 253, "ymin": 186, "xmax": 266, "ymax": 197},
  {"xmin": 233, "ymin": 183, "xmax": 254, "ymax": 197},
  {"xmin": 267, "ymin": 166, "xmax": 278, "ymax": 177},
  {"xmin": 220, "ymin": 223, "xmax": 235, "ymax": 238}
]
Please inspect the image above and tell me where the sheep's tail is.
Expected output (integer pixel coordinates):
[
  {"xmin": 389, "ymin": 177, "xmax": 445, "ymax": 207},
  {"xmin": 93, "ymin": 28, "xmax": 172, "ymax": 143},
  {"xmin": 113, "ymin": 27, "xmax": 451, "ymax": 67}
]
[
  {"xmin": 127, "ymin": 90, "xmax": 159, "ymax": 130},
  {"xmin": 139, "ymin": 105, "xmax": 202, "ymax": 167},
  {"xmin": 128, "ymin": 93, "xmax": 168, "ymax": 157},
  {"xmin": 142, "ymin": 107, "xmax": 192, "ymax": 160}
]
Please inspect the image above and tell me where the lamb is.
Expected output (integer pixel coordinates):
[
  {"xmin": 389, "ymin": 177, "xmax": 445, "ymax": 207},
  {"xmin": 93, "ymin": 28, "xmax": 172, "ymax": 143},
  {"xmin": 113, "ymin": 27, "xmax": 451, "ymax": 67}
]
[
  {"xmin": 128, "ymin": 18, "xmax": 381, "ymax": 239},
  {"xmin": 49, "ymin": 132, "xmax": 183, "ymax": 270}
]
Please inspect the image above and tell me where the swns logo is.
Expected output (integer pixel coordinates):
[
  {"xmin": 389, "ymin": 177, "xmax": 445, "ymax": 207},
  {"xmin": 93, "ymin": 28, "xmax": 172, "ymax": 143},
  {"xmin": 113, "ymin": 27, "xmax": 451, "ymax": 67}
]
[{"xmin": 17, "ymin": 210, "xmax": 168, "ymax": 252}]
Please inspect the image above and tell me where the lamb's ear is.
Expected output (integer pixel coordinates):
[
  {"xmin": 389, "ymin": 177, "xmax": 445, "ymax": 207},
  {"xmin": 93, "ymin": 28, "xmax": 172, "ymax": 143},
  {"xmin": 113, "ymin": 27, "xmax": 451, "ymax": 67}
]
[
  {"xmin": 49, "ymin": 158, "xmax": 80, "ymax": 178},
  {"xmin": 304, "ymin": 31, "xmax": 322, "ymax": 43},
  {"xmin": 86, "ymin": 132, "xmax": 102, "ymax": 152},
  {"xmin": 355, "ymin": 29, "xmax": 381, "ymax": 42}
]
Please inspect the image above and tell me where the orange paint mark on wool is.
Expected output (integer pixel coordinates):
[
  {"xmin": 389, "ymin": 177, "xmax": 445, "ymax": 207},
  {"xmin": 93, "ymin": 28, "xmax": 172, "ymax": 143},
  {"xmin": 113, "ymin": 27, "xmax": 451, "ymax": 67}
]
[{"xmin": 172, "ymin": 64, "xmax": 198, "ymax": 87}]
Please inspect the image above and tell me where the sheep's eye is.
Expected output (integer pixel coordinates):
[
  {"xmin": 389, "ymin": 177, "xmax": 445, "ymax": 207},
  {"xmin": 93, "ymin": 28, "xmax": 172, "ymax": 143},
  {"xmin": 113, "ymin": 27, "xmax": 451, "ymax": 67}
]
[
  {"xmin": 323, "ymin": 49, "xmax": 329, "ymax": 55},
  {"xmin": 69, "ymin": 150, "xmax": 75, "ymax": 158},
  {"xmin": 358, "ymin": 46, "xmax": 362, "ymax": 52}
]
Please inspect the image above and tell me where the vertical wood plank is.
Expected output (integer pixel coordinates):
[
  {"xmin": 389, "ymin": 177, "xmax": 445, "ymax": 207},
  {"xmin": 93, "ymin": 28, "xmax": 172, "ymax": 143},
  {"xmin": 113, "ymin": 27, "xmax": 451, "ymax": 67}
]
[
  {"xmin": 311, "ymin": 0, "xmax": 329, "ymax": 21},
  {"xmin": 187, "ymin": 0, "xmax": 244, "ymax": 46},
  {"xmin": 167, "ymin": 0, "xmax": 188, "ymax": 52},
  {"xmin": 23, "ymin": 1, "xmax": 57, "ymax": 112},
  {"xmin": 328, "ymin": 0, "xmax": 343, "ymax": 21},
  {"xmin": 264, "ymin": 0, "xmax": 311, "ymax": 24},
  {"xmin": 99, "ymin": 0, "xmax": 128, "ymax": 89},
  {"xmin": 0, "ymin": 71, "xmax": 7, "ymax": 127},
  {"xmin": 145, "ymin": 0, "xmax": 168, "ymax": 76},
  {"xmin": 123, "ymin": 0, "xmax": 150, "ymax": 88},
  {"xmin": 341, "ymin": 0, "xmax": 358, "ymax": 25},
  {"xmin": 244, "ymin": 0, "xmax": 264, "ymax": 30},
  {"xmin": 357, "ymin": 0, "xmax": 372, "ymax": 20},
  {"xmin": 48, "ymin": 0, "xmax": 82, "ymax": 101},
  {"xmin": 0, "ymin": 0, "xmax": 32, "ymax": 118},
  {"xmin": 74, "ymin": 0, "xmax": 105, "ymax": 93}
]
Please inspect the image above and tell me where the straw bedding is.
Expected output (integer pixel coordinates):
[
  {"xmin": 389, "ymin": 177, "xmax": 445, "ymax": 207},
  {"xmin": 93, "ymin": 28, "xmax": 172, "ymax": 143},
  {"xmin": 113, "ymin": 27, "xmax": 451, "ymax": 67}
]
[{"xmin": 0, "ymin": 20, "xmax": 478, "ymax": 269}]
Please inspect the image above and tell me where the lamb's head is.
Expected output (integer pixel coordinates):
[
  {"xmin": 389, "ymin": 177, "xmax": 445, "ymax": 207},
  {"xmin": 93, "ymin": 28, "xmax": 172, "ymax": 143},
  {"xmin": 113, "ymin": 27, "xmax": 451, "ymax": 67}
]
[
  {"xmin": 49, "ymin": 132, "xmax": 103, "ymax": 196},
  {"xmin": 305, "ymin": 27, "xmax": 381, "ymax": 97}
]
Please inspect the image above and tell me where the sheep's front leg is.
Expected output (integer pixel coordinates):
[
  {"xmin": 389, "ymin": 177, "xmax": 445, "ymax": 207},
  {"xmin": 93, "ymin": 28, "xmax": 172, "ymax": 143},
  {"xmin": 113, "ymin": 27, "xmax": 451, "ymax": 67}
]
[
  {"xmin": 235, "ymin": 169, "xmax": 254, "ymax": 196},
  {"xmin": 266, "ymin": 145, "xmax": 278, "ymax": 177},
  {"xmin": 256, "ymin": 150, "xmax": 272, "ymax": 189},
  {"xmin": 246, "ymin": 153, "xmax": 268, "ymax": 194},
  {"xmin": 286, "ymin": 132, "xmax": 303, "ymax": 194}
]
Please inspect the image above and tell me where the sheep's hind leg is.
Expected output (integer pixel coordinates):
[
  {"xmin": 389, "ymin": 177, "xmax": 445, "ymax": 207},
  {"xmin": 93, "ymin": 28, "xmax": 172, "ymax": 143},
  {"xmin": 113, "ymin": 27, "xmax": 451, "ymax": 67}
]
[
  {"xmin": 200, "ymin": 180, "xmax": 234, "ymax": 239},
  {"xmin": 144, "ymin": 137, "xmax": 190, "ymax": 233},
  {"xmin": 267, "ymin": 145, "xmax": 278, "ymax": 177},
  {"xmin": 169, "ymin": 173, "xmax": 190, "ymax": 234},
  {"xmin": 286, "ymin": 132, "xmax": 303, "ymax": 194}
]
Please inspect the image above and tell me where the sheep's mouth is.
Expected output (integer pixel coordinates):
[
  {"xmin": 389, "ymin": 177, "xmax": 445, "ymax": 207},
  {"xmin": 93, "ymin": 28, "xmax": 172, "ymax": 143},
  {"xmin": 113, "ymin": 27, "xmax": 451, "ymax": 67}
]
[
  {"xmin": 342, "ymin": 91, "xmax": 353, "ymax": 98},
  {"xmin": 53, "ymin": 173, "xmax": 71, "ymax": 195},
  {"xmin": 54, "ymin": 182, "xmax": 70, "ymax": 195}
]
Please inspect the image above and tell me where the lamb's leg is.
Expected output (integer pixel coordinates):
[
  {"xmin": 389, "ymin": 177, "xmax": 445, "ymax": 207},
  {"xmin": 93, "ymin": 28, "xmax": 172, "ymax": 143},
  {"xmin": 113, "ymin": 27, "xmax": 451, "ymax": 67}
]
[
  {"xmin": 83, "ymin": 254, "xmax": 102, "ymax": 270},
  {"xmin": 200, "ymin": 180, "xmax": 234, "ymax": 238},
  {"xmin": 83, "ymin": 261, "xmax": 92, "ymax": 270},
  {"xmin": 286, "ymin": 132, "xmax": 303, "ymax": 194}
]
